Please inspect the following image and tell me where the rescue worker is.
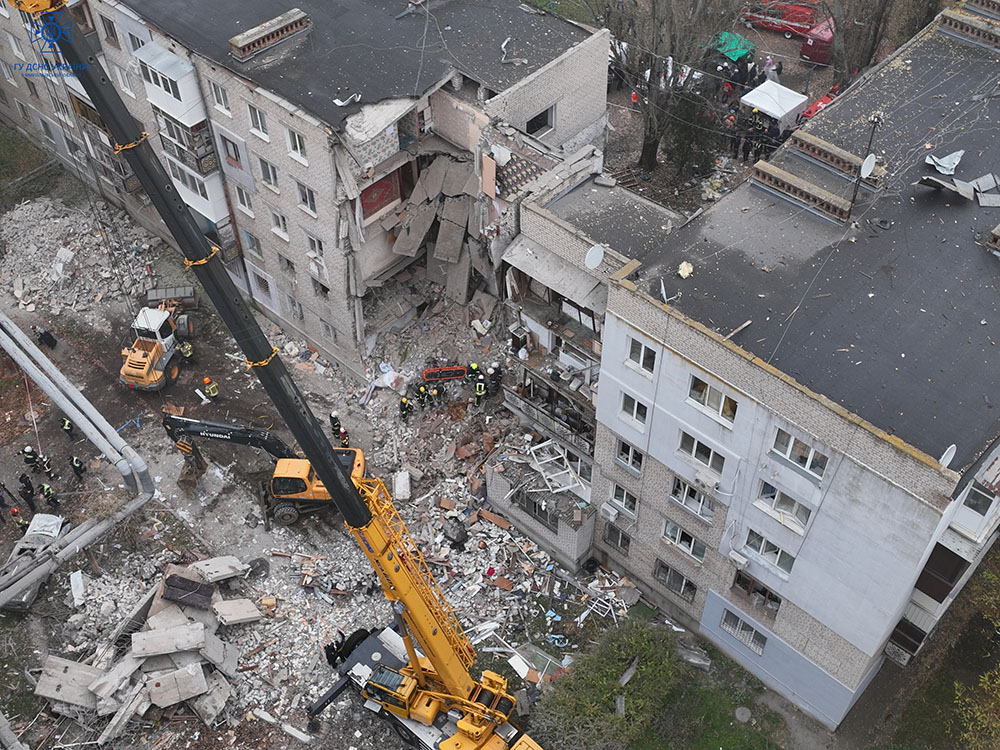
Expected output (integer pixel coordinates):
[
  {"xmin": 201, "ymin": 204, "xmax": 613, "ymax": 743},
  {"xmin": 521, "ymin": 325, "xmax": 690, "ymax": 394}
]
[
  {"xmin": 31, "ymin": 325, "xmax": 57, "ymax": 349},
  {"xmin": 11, "ymin": 507, "xmax": 29, "ymax": 532},
  {"xmin": 70, "ymin": 455, "xmax": 86, "ymax": 483},
  {"xmin": 39, "ymin": 454, "xmax": 55, "ymax": 481},
  {"xmin": 177, "ymin": 339, "xmax": 195, "ymax": 364},
  {"xmin": 465, "ymin": 362, "xmax": 480, "ymax": 383},
  {"xmin": 0, "ymin": 479, "xmax": 13, "ymax": 508},
  {"xmin": 61, "ymin": 417, "xmax": 76, "ymax": 441},
  {"xmin": 489, "ymin": 362, "xmax": 503, "ymax": 391},
  {"xmin": 41, "ymin": 483, "xmax": 59, "ymax": 509},
  {"xmin": 399, "ymin": 397, "xmax": 414, "ymax": 422},
  {"xmin": 431, "ymin": 385, "xmax": 445, "ymax": 407},
  {"xmin": 21, "ymin": 445, "xmax": 39, "ymax": 472},
  {"xmin": 416, "ymin": 385, "xmax": 430, "ymax": 409},
  {"xmin": 17, "ymin": 483, "xmax": 36, "ymax": 514},
  {"xmin": 474, "ymin": 373, "xmax": 487, "ymax": 408},
  {"xmin": 485, "ymin": 368, "xmax": 497, "ymax": 396},
  {"xmin": 18, "ymin": 473, "xmax": 33, "ymax": 496},
  {"xmin": 203, "ymin": 377, "xmax": 220, "ymax": 401},
  {"xmin": 329, "ymin": 411, "xmax": 341, "ymax": 436},
  {"xmin": 338, "ymin": 427, "xmax": 350, "ymax": 448}
]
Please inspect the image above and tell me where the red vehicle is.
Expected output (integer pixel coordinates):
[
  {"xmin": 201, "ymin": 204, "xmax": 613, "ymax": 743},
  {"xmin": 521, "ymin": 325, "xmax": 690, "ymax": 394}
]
[
  {"xmin": 800, "ymin": 16, "xmax": 835, "ymax": 65},
  {"xmin": 740, "ymin": 1, "xmax": 820, "ymax": 39}
]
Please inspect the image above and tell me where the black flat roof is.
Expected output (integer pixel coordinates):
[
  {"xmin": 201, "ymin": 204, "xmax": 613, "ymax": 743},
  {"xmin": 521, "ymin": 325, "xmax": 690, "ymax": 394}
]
[
  {"xmin": 638, "ymin": 24, "xmax": 1000, "ymax": 472},
  {"xmin": 122, "ymin": 0, "xmax": 590, "ymax": 129}
]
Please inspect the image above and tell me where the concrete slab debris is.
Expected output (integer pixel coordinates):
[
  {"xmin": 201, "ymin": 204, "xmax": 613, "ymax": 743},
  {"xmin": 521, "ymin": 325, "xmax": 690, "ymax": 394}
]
[
  {"xmin": 146, "ymin": 663, "xmax": 209, "ymax": 708},
  {"xmin": 212, "ymin": 598, "xmax": 263, "ymax": 625},
  {"xmin": 393, "ymin": 470, "xmax": 412, "ymax": 501},
  {"xmin": 88, "ymin": 651, "xmax": 143, "ymax": 699},
  {"xmin": 442, "ymin": 160, "xmax": 474, "ymax": 197},
  {"xmin": 36, "ymin": 656, "xmax": 105, "ymax": 709},
  {"xmin": 199, "ymin": 631, "xmax": 240, "ymax": 678},
  {"xmin": 979, "ymin": 192, "xmax": 1000, "ymax": 207},
  {"xmin": 132, "ymin": 623, "xmax": 207, "ymax": 657},
  {"xmin": 189, "ymin": 555, "xmax": 250, "ymax": 582},
  {"xmin": 393, "ymin": 200, "xmax": 438, "ymax": 257},
  {"xmin": 97, "ymin": 682, "xmax": 147, "ymax": 746},
  {"xmin": 421, "ymin": 157, "xmax": 450, "ymax": 200},
  {"xmin": 70, "ymin": 570, "xmax": 87, "ymax": 607},
  {"xmin": 146, "ymin": 602, "xmax": 189, "ymax": 631},
  {"xmin": 191, "ymin": 670, "xmax": 233, "ymax": 725}
]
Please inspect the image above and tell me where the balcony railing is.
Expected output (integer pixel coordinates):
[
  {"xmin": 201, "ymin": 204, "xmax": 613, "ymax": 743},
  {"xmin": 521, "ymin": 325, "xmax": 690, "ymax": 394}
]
[
  {"xmin": 502, "ymin": 385, "xmax": 594, "ymax": 455},
  {"xmin": 159, "ymin": 134, "xmax": 219, "ymax": 176}
]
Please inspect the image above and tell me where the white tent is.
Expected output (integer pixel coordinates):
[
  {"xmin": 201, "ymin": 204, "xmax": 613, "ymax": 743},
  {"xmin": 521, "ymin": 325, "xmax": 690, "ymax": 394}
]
[{"xmin": 740, "ymin": 80, "xmax": 808, "ymax": 132}]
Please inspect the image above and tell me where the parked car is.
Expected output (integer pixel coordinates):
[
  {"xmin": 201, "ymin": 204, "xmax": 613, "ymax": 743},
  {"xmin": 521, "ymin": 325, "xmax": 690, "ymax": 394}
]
[
  {"xmin": 740, "ymin": 1, "xmax": 821, "ymax": 39},
  {"xmin": 800, "ymin": 16, "xmax": 834, "ymax": 65}
]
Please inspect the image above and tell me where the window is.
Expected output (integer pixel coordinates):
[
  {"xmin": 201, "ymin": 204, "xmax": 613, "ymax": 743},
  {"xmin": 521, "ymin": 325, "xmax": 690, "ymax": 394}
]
[
  {"xmin": 243, "ymin": 230, "xmax": 262, "ymax": 257},
  {"xmin": 210, "ymin": 81, "xmax": 230, "ymax": 112},
  {"xmin": 166, "ymin": 159, "xmax": 208, "ymax": 199},
  {"xmin": 513, "ymin": 488, "xmax": 559, "ymax": 531},
  {"xmin": 663, "ymin": 521, "xmax": 707, "ymax": 561},
  {"xmin": 312, "ymin": 278, "xmax": 330, "ymax": 298},
  {"xmin": 670, "ymin": 477, "xmax": 715, "ymax": 522},
  {"xmin": 7, "ymin": 31, "xmax": 25, "ymax": 59},
  {"xmin": 756, "ymin": 482, "xmax": 811, "ymax": 531},
  {"xmin": 616, "ymin": 440, "xmax": 644, "ymax": 473},
  {"xmin": 0, "ymin": 87, "xmax": 6, "ymax": 105},
  {"xmin": 252, "ymin": 271, "xmax": 272, "ymax": 301},
  {"xmin": 721, "ymin": 609, "xmax": 767, "ymax": 655},
  {"xmin": 296, "ymin": 181, "xmax": 316, "ymax": 214},
  {"xmin": 915, "ymin": 543, "xmax": 969, "ymax": 603},
  {"xmin": 1, "ymin": 60, "xmax": 14, "ymax": 84},
  {"xmin": 113, "ymin": 64, "xmax": 134, "ymax": 96},
  {"xmin": 259, "ymin": 156, "xmax": 278, "ymax": 188},
  {"xmin": 66, "ymin": 137, "xmax": 84, "ymax": 159},
  {"xmin": 235, "ymin": 185, "xmax": 253, "ymax": 214},
  {"xmin": 139, "ymin": 61, "xmax": 181, "ymax": 101},
  {"xmin": 126, "ymin": 32, "xmax": 146, "ymax": 52},
  {"xmin": 654, "ymin": 560, "xmax": 697, "ymax": 603},
  {"xmin": 15, "ymin": 99, "xmax": 29, "ymax": 121},
  {"xmin": 248, "ymin": 104, "xmax": 268, "ymax": 136},
  {"xmin": 679, "ymin": 432, "xmax": 725, "ymax": 474},
  {"xmin": 604, "ymin": 524, "xmax": 630, "ymax": 555},
  {"xmin": 565, "ymin": 450, "xmax": 592, "ymax": 484},
  {"xmin": 50, "ymin": 95, "xmax": 72, "ymax": 125},
  {"xmin": 733, "ymin": 571, "xmax": 782, "ymax": 613},
  {"xmin": 621, "ymin": 393, "xmax": 648, "ymax": 425},
  {"xmin": 688, "ymin": 376, "xmax": 738, "ymax": 423},
  {"xmin": 287, "ymin": 127, "xmax": 306, "ymax": 160},
  {"xmin": 772, "ymin": 429, "xmax": 828, "ymax": 478},
  {"xmin": 0, "ymin": 3, "xmax": 7, "ymax": 17},
  {"xmin": 526, "ymin": 105, "xmax": 555, "ymax": 136},
  {"xmin": 320, "ymin": 318, "xmax": 336, "ymax": 340},
  {"xmin": 964, "ymin": 483, "xmax": 996, "ymax": 516},
  {"xmin": 66, "ymin": 2, "xmax": 92, "ymax": 31},
  {"xmin": 99, "ymin": 15, "xmax": 118, "ymax": 46},
  {"xmin": 278, "ymin": 254, "xmax": 295, "ymax": 274},
  {"xmin": 306, "ymin": 233, "xmax": 324, "ymax": 257},
  {"xmin": 745, "ymin": 529, "xmax": 795, "ymax": 574},
  {"xmin": 285, "ymin": 293, "xmax": 304, "ymax": 320},
  {"xmin": 40, "ymin": 119, "xmax": 54, "ymax": 142},
  {"xmin": 611, "ymin": 484, "xmax": 638, "ymax": 515},
  {"xmin": 270, "ymin": 211, "xmax": 288, "ymax": 238},
  {"xmin": 221, "ymin": 136, "xmax": 241, "ymax": 165},
  {"xmin": 628, "ymin": 338, "xmax": 656, "ymax": 373},
  {"xmin": 25, "ymin": 79, "xmax": 38, "ymax": 99}
]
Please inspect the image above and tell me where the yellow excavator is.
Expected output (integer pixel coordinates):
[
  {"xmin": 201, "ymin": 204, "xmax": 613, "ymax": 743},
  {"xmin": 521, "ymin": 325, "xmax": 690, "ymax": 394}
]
[
  {"xmin": 120, "ymin": 302, "xmax": 193, "ymax": 391},
  {"xmin": 14, "ymin": 0, "xmax": 544, "ymax": 746}
]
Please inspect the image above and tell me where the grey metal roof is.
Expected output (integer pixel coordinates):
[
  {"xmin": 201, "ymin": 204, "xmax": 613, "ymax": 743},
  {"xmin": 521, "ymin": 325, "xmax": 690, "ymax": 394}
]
[
  {"xmin": 637, "ymin": 25, "xmax": 1000, "ymax": 472},
  {"xmin": 119, "ymin": 0, "xmax": 590, "ymax": 130}
]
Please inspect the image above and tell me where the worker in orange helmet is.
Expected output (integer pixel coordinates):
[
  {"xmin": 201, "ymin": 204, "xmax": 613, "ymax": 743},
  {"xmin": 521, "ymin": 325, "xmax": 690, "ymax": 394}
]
[
  {"xmin": 203, "ymin": 377, "xmax": 220, "ymax": 401},
  {"xmin": 10, "ymin": 507, "xmax": 28, "ymax": 531}
]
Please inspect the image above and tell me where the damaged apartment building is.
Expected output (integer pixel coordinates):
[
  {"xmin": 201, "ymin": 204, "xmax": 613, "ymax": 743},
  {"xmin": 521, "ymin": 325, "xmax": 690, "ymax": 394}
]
[
  {"xmin": 487, "ymin": 0, "xmax": 1000, "ymax": 731},
  {"xmin": 0, "ymin": 0, "xmax": 609, "ymax": 377}
]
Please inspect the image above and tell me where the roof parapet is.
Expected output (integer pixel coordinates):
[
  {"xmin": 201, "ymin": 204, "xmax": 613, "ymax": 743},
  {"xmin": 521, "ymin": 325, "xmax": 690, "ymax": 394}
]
[
  {"xmin": 938, "ymin": 8, "xmax": 1000, "ymax": 49},
  {"xmin": 229, "ymin": 9, "xmax": 311, "ymax": 62}
]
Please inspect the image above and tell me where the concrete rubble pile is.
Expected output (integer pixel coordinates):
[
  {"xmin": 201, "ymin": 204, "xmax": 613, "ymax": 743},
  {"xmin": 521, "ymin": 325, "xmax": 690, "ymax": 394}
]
[
  {"xmin": 36, "ymin": 555, "xmax": 258, "ymax": 745},
  {"xmin": 0, "ymin": 196, "xmax": 159, "ymax": 323}
]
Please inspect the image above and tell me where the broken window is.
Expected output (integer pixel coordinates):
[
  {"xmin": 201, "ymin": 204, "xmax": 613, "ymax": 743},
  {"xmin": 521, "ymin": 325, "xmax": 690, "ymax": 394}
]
[
  {"xmin": 221, "ymin": 136, "xmax": 241, "ymax": 165},
  {"xmin": 655, "ymin": 560, "xmax": 697, "ymax": 603},
  {"xmin": 277, "ymin": 254, "xmax": 295, "ymax": 274},
  {"xmin": 733, "ymin": 571, "xmax": 782, "ymax": 613},
  {"xmin": 745, "ymin": 529, "xmax": 795, "ymax": 574},
  {"xmin": 756, "ymin": 482, "xmax": 811, "ymax": 531},
  {"xmin": 628, "ymin": 337, "xmax": 656, "ymax": 373},
  {"xmin": 604, "ymin": 524, "xmax": 630, "ymax": 555},
  {"xmin": 915, "ymin": 543, "xmax": 969, "ymax": 603},
  {"xmin": 513, "ymin": 488, "xmax": 559, "ymax": 531},
  {"xmin": 526, "ymin": 105, "xmax": 555, "ymax": 137},
  {"xmin": 688, "ymin": 376, "xmax": 738, "ymax": 423},
  {"xmin": 621, "ymin": 393, "xmax": 648, "ymax": 425},
  {"xmin": 611, "ymin": 484, "xmax": 637, "ymax": 515},
  {"xmin": 670, "ymin": 477, "xmax": 714, "ymax": 522},
  {"xmin": 616, "ymin": 440, "xmax": 644, "ymax": 473},
  {"xmin": 663, "ymin": 521, "xmax": 706, "ymax": 561}
]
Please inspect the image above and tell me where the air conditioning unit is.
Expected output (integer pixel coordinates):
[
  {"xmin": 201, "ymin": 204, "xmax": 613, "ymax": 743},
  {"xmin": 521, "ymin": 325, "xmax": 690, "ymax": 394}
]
[
  {"xmin": 728, "ymin": 549, "xmax": 749, "ymax": 570},
  {"xmin": 694, "ymin": 471, "xmax": 718, "ymax": 493},
  {"xmin": 599, "ymin": 503, "xmax": 619, "ymax": 523}
]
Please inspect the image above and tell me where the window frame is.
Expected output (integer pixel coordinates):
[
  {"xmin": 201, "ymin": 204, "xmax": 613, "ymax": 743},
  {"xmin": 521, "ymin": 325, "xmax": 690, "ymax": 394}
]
[
  {"xmin": 15, "ymin": 99, "xmax": 30, "ymax": 121},
  {"xmin": 248, "ymin": 104, "xmax": 268, "ymax": 138},
  {"xmin": 745, "ymin": 529, "xmax": 796, "ymax": 574},
  {"xmin": 663, "ymin": 520, "xmax": 707, "ymax": 562},
  {"xmin": 721, "ymin": 609, "xmax": 767, "ymax": 655},
  {"xmin": 306, "ymin": 233, "xmax": 324, "ymax": 257},
  {"xmin": 277, "ymin": 253, "xmax": 295, "ymax": 275},
  {"xmin": 670, "ymin": 476, "xmax": 715, "ymax": 522},
  {"xmin": 242, "ymin": 229, "xmax": 263, "ymax": 257},
  {"xmin": 627, "ymin": 337, "xmax": 656, "ymax": 374},
  {"xmin": 687, "ymin": 375, "xmax": 738, "ymax": 424},
  {"xmin": 7, "ymin": 30, "xmax": 25, "ymax": 60},
  {"xmin": 604, "ymin": 524, "xmax": 631, "ymax": 555},
  {"xmin": 286, "ymin": 126, "xmax": 307, "ymax": 162},
  {"xmin": 610, "ymin": 483, "xmax": 638, "ymax": 516},
  {"xmin": 525, "ymin": 104, "xmax": 555, "ymax": 137},
  {"xmin": 733, "ymin": 570, "xmax": 782, "ymax": 613},
  {"xmin": 270, "ymin": 210, "xmax": 289, "ymax": 240},
  {"xmin": 25, "ymin": 78, "xmax": 38, "ymax": 99},
  {"xmin": 755, "ymin": 481, "xmax": 811, "ymax": 532},
  {"xmin": 1, "ymin": 59, "xmax": 15, "ymax": 84},
  {"xmin": 654, "ymin": 560, "xmax": 697, "ymax": 603},
  {"xmin": 221, "ymin": 135, "xmax": 241, "ymax": 165},
  {"xmin": 113, "ymin": 63, "xmax": 134, "ymax": 97},
  {"xmin": 312, "ymin": 277, "xmax": 330, "ymax": 298},
  {"xmin": 126, "ymin": 31, "xmax": 146, "ymax": 52},
  {"xmin": 99, "ymin": 15, "xmax": 119, "ymax": 47},
  {"xmin": 210, "ymin": 81, "xmax": 230, "ymax": 112},
  {"xmin": 296, "ymin": 180, "xmax": 317, "ymax": 214},
  {"xmin": 771, "ymin": 428, "xmax": 828, "ymax": 478},
  {"xmin": 678, "ymin": 431, "xmax": 725, "ymax": 474},
  {"xmin": 234, "ymin": 185, "xmax": 253, "ymax": 216},
  {"xmin": 258, "ymin": 156, "xmax": 278, "ymax": 190},
  {"xmin": 621, "ymin": 392, "xmax": 648, "ymax": 426},
  {"xmin": 166, "ymin": 158, "xmax": 208, "ymax": 199},
  {"xmin": 615, "ymin": 439, "xmax": 644, "ymax": 474}
]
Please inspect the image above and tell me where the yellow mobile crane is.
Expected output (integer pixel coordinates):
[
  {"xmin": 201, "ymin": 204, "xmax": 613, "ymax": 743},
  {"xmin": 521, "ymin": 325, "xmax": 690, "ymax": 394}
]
[{"xmin": 10, "ymin": 1, "xmax": 543, "ymax": 747}]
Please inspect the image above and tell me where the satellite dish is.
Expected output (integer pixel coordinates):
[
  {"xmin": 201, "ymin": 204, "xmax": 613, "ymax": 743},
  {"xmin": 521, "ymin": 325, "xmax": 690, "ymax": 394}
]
[
  {"xmin": 939, "ymin": 444, "xmax": 957, "ymax": 469},
  {"xmin": 584, "ymin": 244, "xmax": 605, "ymax": 270},
  {"xmin": 860, "ymin": 153, "xmax": 877, "ymax": 180}
]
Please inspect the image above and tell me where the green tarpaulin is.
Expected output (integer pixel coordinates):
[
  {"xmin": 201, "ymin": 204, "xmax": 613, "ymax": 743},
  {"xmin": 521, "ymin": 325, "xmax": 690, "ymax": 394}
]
[{"xmin": 714, "ymin": 31, "xmax": 754, "ymax": 62}]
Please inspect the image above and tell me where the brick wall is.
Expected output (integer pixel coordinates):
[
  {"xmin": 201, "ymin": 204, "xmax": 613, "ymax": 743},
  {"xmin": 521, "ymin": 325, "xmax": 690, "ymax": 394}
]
[
  {"xmin": 430, "ymin": 89, "xmax": 488, "ymax": 153},
  {"xmin": 485, "ymin": 30, "xmax": 609, "ymax": 149}
]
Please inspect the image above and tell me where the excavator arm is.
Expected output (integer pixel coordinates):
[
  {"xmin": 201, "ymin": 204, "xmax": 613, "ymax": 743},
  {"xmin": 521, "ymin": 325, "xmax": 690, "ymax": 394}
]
[{"xmin": 162, "ymin": 415, "xmax": 297, "ymax": 460}]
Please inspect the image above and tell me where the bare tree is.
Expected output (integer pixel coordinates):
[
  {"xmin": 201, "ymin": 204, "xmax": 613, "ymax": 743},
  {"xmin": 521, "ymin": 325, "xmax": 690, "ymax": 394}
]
[
  {"xmin": 820, "ymin": 0, "xmax": 893, "ymax": 87},
  {"xmin": 607, "ymin": 0, "xmax": 742, "ymax": 172}
]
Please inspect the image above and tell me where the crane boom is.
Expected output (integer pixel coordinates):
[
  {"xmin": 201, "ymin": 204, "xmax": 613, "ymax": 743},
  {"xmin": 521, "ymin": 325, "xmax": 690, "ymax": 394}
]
[{"xmin": 9, "ymin": 4, "xmax": 541, "ymax": 746}]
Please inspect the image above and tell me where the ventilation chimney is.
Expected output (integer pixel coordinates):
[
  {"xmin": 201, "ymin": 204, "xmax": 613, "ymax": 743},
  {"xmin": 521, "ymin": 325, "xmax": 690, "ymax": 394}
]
[{"xmin": 229, "ymin": 9, "xmax": 311, "ymax": 61}]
